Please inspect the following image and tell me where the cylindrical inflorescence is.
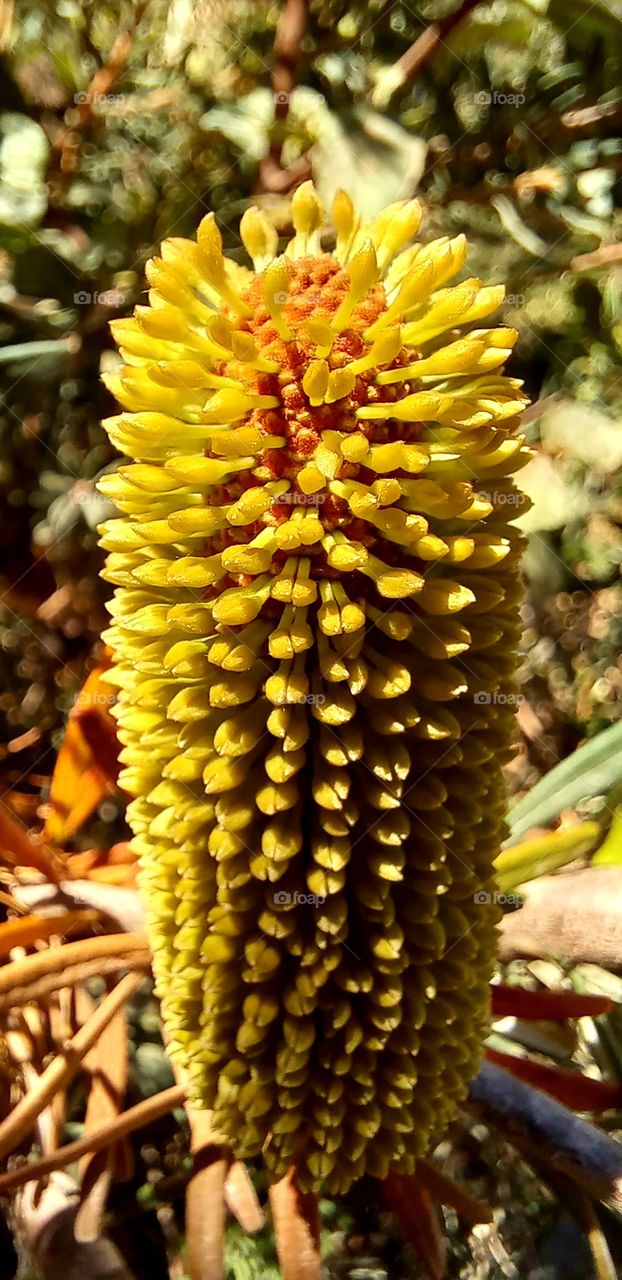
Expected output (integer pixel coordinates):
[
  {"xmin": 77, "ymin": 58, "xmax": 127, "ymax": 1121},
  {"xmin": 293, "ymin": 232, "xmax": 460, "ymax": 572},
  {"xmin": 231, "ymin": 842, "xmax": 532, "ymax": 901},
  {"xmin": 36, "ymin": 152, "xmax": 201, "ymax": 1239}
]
[{"xmin": 99, "ymin": 183, "xmax": 529, "ymax": 1194}]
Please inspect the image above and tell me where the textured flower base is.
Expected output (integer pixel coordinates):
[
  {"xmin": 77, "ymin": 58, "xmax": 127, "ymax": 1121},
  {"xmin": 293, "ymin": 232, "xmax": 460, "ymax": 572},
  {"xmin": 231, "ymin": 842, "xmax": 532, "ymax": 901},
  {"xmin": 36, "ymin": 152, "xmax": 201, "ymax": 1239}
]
[{"xmin": 99, "ymin": 184, "xmax": 528, "ymax": 1194}]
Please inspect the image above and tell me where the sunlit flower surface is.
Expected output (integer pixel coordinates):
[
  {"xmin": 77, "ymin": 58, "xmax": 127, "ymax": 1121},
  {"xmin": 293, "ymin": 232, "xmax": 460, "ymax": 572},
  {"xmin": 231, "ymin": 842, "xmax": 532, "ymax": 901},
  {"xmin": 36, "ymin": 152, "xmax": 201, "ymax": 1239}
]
[{"xmin": 99, "ymin": 182, "xmax": 529, "ymax": 1194}]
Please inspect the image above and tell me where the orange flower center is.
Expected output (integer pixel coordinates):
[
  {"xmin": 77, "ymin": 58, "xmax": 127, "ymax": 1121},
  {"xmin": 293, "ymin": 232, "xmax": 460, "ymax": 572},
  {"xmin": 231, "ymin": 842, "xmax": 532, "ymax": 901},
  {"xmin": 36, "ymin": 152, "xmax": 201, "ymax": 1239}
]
[{"xmin": 217, "ymin": 254, "xmax": 419, "ymax": 542}]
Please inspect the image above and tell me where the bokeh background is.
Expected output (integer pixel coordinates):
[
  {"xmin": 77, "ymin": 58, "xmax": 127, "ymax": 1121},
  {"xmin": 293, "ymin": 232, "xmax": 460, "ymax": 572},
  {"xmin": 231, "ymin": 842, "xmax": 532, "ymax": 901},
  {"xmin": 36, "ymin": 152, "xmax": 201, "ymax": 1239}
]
[{"xmin": 2, "ymin": 1, "xmax": 622, "ymax": 1275}]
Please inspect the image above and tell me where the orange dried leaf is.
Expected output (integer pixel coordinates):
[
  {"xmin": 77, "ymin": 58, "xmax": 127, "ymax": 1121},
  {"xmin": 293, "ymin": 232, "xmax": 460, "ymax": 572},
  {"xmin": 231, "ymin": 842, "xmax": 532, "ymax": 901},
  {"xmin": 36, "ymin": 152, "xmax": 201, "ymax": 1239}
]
[
  {"xmin": 0, "ymin": 805, "xmax": 64, "ymax": 882},
  {"xmin": 0, "ymin": 910, "xmax": 97, "ymax": 958},
  {"xmin": 68, "ymin": 843, "xmax": 138, "ymax": 886},
  {"xmin": 44, "ymin": 665, "xmax": 120, "ymax": 843}
]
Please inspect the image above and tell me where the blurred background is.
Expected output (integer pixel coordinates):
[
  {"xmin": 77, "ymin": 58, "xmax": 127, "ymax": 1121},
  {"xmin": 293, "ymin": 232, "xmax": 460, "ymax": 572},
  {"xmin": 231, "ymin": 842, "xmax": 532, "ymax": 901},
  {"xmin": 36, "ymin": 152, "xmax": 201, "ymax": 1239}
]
[{"xmin": 2, "ymin": 1, "xmax": 622, "ymax": 1276}]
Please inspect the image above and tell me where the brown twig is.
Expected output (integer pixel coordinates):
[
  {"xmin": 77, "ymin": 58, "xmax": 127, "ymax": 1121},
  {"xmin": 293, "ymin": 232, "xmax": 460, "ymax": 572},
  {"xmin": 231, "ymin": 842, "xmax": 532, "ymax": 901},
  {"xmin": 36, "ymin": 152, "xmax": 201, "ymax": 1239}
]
[
  {"xmin": 52, "ymin": 1, "xmax": 149, "ymax": 183},
  {"xmin": 0, "ymin": 973, "xmax": 142, "ymax": 1161},
  {"xmin": 382, "ymin": 0, "xmax": 487, "ymax": 91},
  {"xmin": 0, "ymin": 933, "xmax": 150, "ymax": 1011},
  {"xmin": 468, "ymin": 1063, "xmax": 622, "ymax": 1214},
  {"xmin": 571, "ymin": 244, "xmax": 622, "ymax": 272},
  {"xmin": 258, "ymin": 0, "xmax": 310, "ymax": 195},
  {"xmin": 0, "ymin": 1086, "xmax": 186, "ymax": 1193}
]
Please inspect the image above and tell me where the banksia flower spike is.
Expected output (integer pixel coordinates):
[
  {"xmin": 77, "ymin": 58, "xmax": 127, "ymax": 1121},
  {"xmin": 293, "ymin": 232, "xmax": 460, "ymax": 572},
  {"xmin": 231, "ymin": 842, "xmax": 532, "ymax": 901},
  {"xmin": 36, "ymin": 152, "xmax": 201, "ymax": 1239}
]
[{"xmin": 99, "ymin": 183, "xmax": 529, "ymax": 1195}]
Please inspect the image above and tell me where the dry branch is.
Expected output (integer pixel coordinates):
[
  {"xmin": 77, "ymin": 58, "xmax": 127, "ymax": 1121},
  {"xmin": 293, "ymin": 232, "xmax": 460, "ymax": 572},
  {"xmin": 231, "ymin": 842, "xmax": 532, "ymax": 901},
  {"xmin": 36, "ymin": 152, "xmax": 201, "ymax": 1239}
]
[
  {"xmin": 377, "ymin": 0, "xmax": 487, "ymax": 95},
  {"xmin": 185, "ymin": 1119, "xmax": 228, "ymax": 1280},
  {"xmin": 0, "ymin": 973, "xmax": 141, "ymax": 1161},
  {"xmin": 258, "ymin": 0, "xmax": 310, "ymax": 194},
  {"xmin": 383, "ymin": 1172, "xmax": 446, "ymax": 1280},
  {"xmin": 0, "ymin": 1085, "xmax": 186, "ymax": 1193},
  {"xmin": 0, "ymin": 933, "xmax": 150, "ymax": 1010}
]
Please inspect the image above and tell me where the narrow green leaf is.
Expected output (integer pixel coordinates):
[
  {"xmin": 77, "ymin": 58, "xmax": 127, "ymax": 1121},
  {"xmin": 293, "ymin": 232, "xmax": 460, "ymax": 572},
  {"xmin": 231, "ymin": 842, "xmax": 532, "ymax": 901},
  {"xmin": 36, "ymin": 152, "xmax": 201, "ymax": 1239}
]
[
  {"xmin": 506, "ymin": 720, "xmax": 622, "ymax": 842},
  {"xmin": 0, "ymin": 337, "xmax": 76, "ymax": 365}
]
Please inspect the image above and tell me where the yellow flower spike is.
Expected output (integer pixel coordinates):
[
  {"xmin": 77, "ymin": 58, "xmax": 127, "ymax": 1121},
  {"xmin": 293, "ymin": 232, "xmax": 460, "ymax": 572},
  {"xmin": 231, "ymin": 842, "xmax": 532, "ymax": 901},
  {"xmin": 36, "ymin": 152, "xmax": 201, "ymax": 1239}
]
[
  {"xmin": 297, "ymin": 463, "xmax": 326, "ymax": 495},
  {"xmin": 357, "ymin": 391, "xmax": 452, "ymax": 426},
  {"xmin": 377, "ymin": 328, "xmax": 518, "ymax": 385},
  {"xmin": 340, "ymin": 432, "xmax": 370, "ymax": 463},
  {"xmin": 240, "ymin": 205, "xmax": 279, "ymax": 271},
  {"xmin": 100, "ymin": 181, "xmax": 528, "ymax": 1197},
  {"xmin": 350, "ymin": 327, "xmax": 402, "ymax": 377}
]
